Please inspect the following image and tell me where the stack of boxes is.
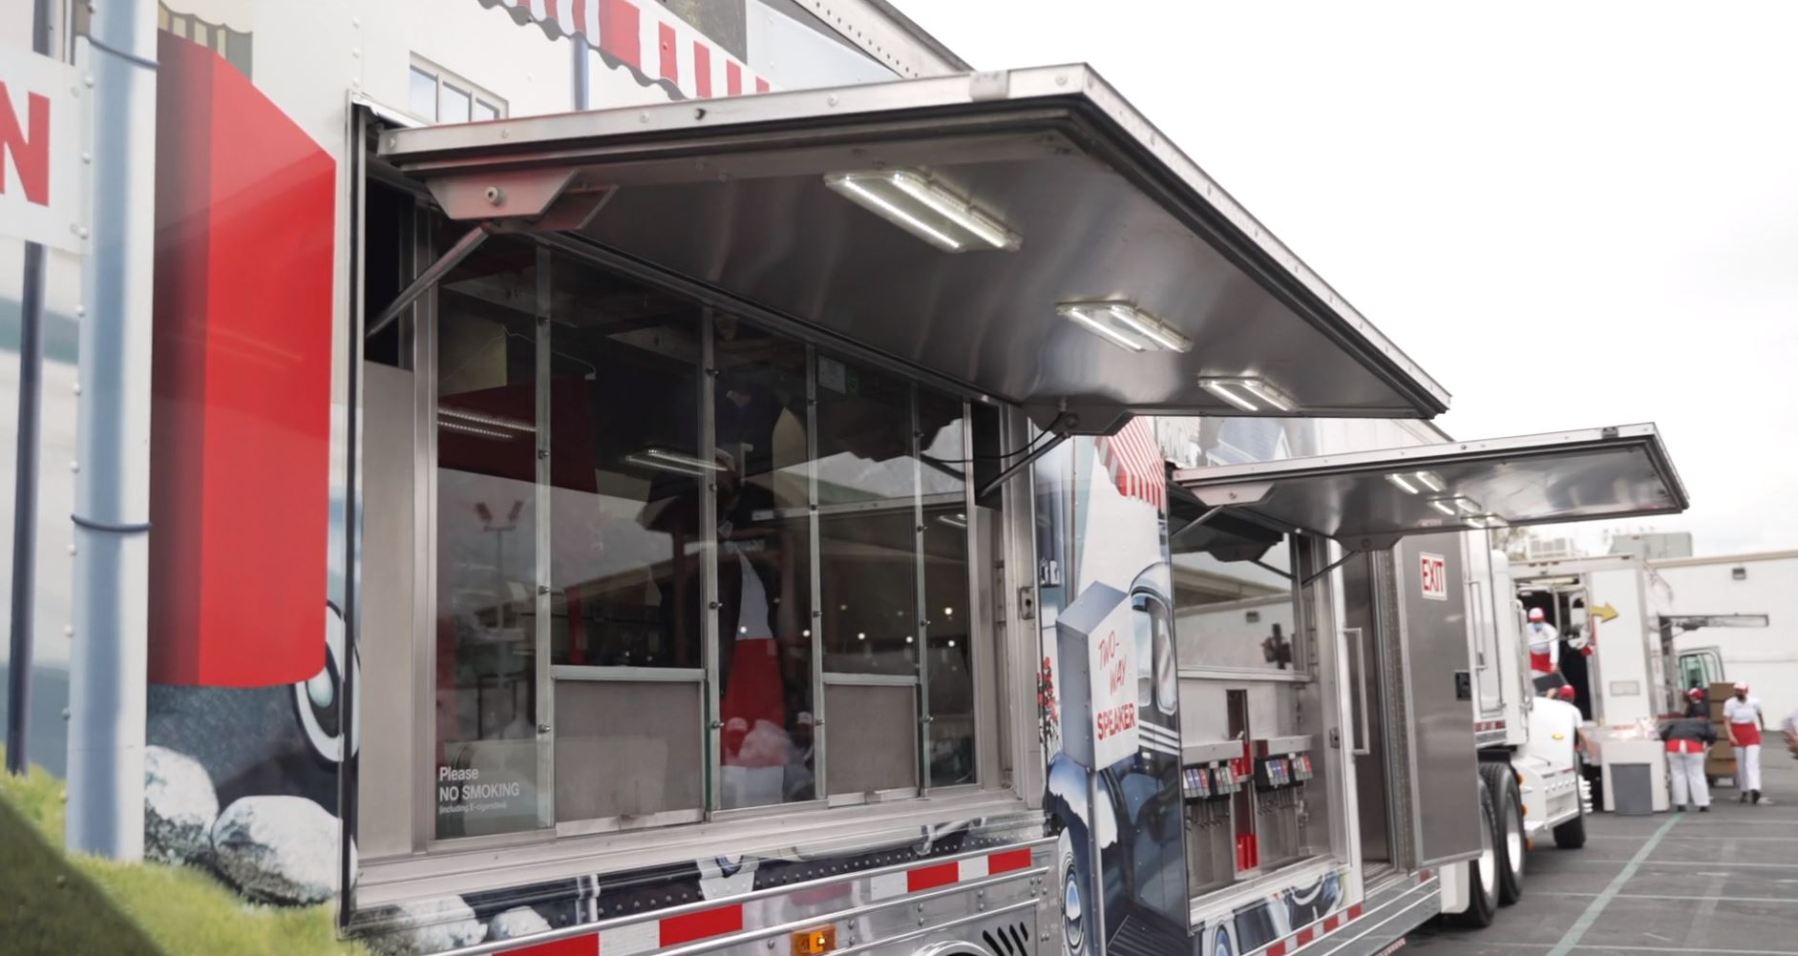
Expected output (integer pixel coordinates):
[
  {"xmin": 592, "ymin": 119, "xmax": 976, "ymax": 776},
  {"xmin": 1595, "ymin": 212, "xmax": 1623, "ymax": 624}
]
[{"xmin": 1705, "ymin": 681, "xmax": 1738, "ymax": 785}]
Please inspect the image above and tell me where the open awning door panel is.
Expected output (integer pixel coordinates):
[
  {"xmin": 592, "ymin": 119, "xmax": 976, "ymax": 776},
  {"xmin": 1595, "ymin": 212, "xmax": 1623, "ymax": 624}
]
[
  {"xmin": 1172, "ymin": 424, "xmax": 1687, "ymax": 551},
  {"xmin": 378, "ymin": 66, "xmax": 1448, "ymax": 428}
]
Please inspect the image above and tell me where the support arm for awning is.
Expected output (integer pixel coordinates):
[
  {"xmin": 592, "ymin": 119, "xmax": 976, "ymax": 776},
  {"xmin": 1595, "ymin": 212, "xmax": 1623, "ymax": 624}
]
[
  {"xmin": 366, "ymin": 222, "xmax": 494, "ymax": 339},
  {"xmin": 978, "ymin": 429, "xmax": 1070, "ymax": 500},
  {"xmin": 1300, "ymin": 549, "xmax": 1359, "ymax": 588}
]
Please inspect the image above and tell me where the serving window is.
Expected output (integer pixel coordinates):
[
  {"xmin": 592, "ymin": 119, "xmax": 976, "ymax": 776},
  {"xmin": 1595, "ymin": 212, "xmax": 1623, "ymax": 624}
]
[
  {"xmin": 1166, "ymin": 488, "xmax": 1337, "ymax": 892},
  {"xmin": 424, "ymin": 235, "xmax": 992, "ymax": 841}
]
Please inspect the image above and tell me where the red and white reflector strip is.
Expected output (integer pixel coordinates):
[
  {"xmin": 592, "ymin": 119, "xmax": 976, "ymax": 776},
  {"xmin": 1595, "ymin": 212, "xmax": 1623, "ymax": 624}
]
[
  {"xmin": 1262, "ymin": 903, "xmax": 1364, "ymax": 956},
  {"xmin": 1474, "ymin": 719, "xmax": 1507, "ymax": 733},
  {"xmin": 503, "ymin": 848, "xmax": 1035, "ymax": 955}
]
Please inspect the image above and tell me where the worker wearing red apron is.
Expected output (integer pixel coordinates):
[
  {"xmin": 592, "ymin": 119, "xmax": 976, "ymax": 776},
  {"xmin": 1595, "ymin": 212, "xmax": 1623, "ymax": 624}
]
[
  {"xmin": 1723, "ymin": 682, "xmax": 1770, "ymax": 805},
  {"xmin": 1526, "ymin": 608, "xmax": 1560, "ymax": 676},
  {"xmin": 1660, "ymin": 689, "xmax": 1718, "ymax": 811}
]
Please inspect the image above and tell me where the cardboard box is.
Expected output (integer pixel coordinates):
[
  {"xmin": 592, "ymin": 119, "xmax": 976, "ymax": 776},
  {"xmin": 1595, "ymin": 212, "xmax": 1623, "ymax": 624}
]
[{"xmin": 1707, "ymin": 730, "xmax": 1737, "ymax": 781}]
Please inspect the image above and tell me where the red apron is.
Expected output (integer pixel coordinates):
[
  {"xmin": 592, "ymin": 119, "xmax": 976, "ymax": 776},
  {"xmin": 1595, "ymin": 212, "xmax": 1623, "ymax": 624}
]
[
  {"xmin": 1730, "ymin": 722, "xmax": 1762, "ymax": 747},
  {"xmin": 1529, "ymin": 649, "xmax": 1553, "ymax": 673}
]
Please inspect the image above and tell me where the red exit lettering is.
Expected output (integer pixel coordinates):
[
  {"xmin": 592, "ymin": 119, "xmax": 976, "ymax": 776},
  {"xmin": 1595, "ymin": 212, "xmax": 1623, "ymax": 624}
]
[
  {"xmin": 0, "ymin": 82, "xmax": 52, "ymax": 207},
  {"xmin": 1420, "ymin": 553, "xmax": 1447, "ymax": 600}
]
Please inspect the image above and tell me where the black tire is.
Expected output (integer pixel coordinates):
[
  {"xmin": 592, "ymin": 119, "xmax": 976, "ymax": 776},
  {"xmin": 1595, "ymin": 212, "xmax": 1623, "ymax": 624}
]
[
  {"xmin": 1480, "ymin": 763, "xmax": 1525, "ymax": 905},
  {"xmin": 1553, "ymin": 795, "xmax": 1587, "ymax": 850},
  {"xmin": 1452, "ymin": 774, "xmax": 1500, "ymax": 928}
]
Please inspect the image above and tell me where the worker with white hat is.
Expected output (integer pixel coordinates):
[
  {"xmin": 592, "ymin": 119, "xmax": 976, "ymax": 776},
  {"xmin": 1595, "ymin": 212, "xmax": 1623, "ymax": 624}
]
[
  {"xmin": 1723, "ymin": 682, "xmax": 1770, "ymax": 804},
  {"xmin": 1660, "ymin": 688, "xmax": 1719, "ymax": 812},
  {"xmin": 1526, "ymin": 607, "xmax": 1560, "ymax": 677}
]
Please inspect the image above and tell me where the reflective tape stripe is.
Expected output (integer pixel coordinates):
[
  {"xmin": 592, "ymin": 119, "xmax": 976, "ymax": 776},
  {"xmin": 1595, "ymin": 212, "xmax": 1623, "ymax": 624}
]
[
  {"xmin": 503, "ymin": 846, "xmax": 1041, "ymax": 954},
  {"xmin": 659, "ymin": 906, "xmax": 743, "ymax": 947},
  {"xmin": 989, "ymin": 848, "xmax": 1033, "ymax": 875},
  {"xmin": 907, "ymin": 860, "xmax": 961, "ymax": 893},
  {"xmin": 595, "ymin": 920, "xmax": 657, "ymax": 955}
]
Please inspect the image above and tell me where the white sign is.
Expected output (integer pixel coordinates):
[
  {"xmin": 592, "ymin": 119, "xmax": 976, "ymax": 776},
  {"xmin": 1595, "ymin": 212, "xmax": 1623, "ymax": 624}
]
[
  {"xmin": 1419, "ymin": 552, "xmax": 1448, "ymax": 601},
  {"xmin": 2, "ymin": 46, "xmax": 83, "ymax": 252},
  {"xmin": 1087, "ymin": 600, "xmax": 1140, "ymax": 767}
]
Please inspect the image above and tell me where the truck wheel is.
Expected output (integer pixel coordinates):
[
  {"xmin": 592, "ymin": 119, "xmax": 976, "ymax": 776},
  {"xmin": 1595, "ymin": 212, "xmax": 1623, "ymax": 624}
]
[
  {"xmin": 1452, "ymin": 775, "xmax": 1499, "ymax": 928},
  {"xmin": 1480, "ymin": 763, "xmax": 1525, "ymax": 905},
  {"xmin": 1056, "ymin": 829, "xmax": 1086, "ymax": 955},
  {"xmin": 1553, "ymin": 796, "xmax": 1587, "ymax": 850}
]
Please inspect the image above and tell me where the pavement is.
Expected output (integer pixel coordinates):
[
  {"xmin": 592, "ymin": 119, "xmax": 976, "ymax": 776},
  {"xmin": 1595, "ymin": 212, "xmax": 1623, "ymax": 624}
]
[{"xmin": 1407, "ymin": 759, "xmax": 1798, "ymax": 955}]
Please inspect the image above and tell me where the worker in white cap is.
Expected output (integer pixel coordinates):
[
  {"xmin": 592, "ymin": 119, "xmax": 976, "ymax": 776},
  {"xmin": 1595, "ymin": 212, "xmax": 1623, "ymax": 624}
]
[
  {"xmin": 1660, "ymin": 688, "xmax": 1718, "ymax": 812},
  {"xmin": 1526, "ymin": 607, "xmax": 1560, "ymax": 677},
  {"xmin": 1723, "ymin": 682, "xmax": 1770, "ymax": 804}
]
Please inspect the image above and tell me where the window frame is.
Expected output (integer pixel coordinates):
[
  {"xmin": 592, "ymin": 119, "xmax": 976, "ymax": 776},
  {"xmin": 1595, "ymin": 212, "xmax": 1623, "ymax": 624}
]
[
  {"xmin": 408, "ymin": 55, "xmax": 508, "ymax": 125},
  {"xmin": 412, "ymin": 228, "xmax": 1003, "ymax": 851},
  {"xmin": 1171, "ymin": 533, "xmax": 1319, "ymax": 684}
]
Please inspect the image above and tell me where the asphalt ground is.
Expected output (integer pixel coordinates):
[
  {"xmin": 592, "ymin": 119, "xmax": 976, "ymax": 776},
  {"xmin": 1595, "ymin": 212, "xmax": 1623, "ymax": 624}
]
[{"xmin": 1407, "ymin": 759, "xmax": 1798, "ymax": 955}]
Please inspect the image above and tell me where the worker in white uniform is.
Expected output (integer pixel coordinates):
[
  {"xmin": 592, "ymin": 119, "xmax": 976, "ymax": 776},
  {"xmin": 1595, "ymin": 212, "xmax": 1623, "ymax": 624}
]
[
  {"xmin": 1723, "ymin": 682, "xmax": 1770, "ymax": 804},
  {"xmin": 1526, "ymin": 608, "xmax": 1560, "ymax": 676},
  {"xmin": 1660, "ymin": 689, "xmax": 1718, "ymax": 812}
]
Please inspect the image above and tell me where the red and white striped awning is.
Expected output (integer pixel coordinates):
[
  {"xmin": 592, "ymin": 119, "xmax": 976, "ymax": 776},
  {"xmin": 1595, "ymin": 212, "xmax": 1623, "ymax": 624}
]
[
  {"xmin": 1097, "ymin": 418, "xmax": 1167, "ymax": 514},
  {"xmin": 488, "ymin": 0, "xmax": 772, "ymax": 101}
]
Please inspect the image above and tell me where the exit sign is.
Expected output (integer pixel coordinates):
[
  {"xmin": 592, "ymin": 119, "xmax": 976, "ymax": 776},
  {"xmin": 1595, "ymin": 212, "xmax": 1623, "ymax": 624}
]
[
  {"xmin": 1420, "ymin": 552, "xmax": 1448, "ymax": 601},
  {"xmin": 2, "ymin": 46, "xmax": 83, "ymax": 252}
]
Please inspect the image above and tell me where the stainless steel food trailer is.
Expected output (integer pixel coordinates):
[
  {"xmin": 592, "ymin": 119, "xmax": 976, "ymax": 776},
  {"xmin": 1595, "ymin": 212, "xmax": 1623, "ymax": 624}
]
[
  {"xmin": 350, "ymin": 64, "xmax": 1455, "ymax": 955},
  {"xmin": 1171, "ymin": 424, "xmax": 1688, "ymax": 931}
]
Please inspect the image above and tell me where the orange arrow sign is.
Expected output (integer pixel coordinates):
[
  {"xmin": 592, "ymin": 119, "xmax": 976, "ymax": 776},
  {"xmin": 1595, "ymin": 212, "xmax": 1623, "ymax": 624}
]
[{"xmin": 1591, "ymin": 603, "xmax": 1619, "ymax": 623}]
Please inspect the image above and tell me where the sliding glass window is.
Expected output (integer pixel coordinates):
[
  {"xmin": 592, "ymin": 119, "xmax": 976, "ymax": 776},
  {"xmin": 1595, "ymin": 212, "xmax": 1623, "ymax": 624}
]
[{"xmin": 429, "ymin": 240, "xmax": 983, "ymax": 837}]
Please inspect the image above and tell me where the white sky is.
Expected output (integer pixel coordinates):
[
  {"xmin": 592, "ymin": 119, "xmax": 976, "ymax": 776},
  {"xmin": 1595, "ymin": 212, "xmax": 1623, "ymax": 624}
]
[{"xmin": 896, "ymin": 0, "xmax": 1798, "ymax": 557}]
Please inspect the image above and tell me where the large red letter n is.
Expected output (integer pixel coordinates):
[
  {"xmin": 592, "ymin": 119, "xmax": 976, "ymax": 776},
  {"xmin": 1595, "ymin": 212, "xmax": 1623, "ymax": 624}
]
[{"xmin": 0, "ymin": 83, "xmax": 51, "ymax": 206}]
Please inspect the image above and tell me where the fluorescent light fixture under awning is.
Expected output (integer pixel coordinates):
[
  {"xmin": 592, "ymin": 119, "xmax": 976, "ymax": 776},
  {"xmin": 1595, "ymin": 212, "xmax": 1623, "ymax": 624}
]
[
  {"xmin": 379, "ymin": 65, "xmax": 1449, "ymax": 426},
  {"xmin": 1171, "ymin": 424, "xmax": 1688, "ymax": 551},
  {"xmin": 824, "ymin": 170, "xmax": 1020, "ymax": 252},
  {"xmin": 1059, "ymin": 301, "xmax": 1191, "ymax": 353}
]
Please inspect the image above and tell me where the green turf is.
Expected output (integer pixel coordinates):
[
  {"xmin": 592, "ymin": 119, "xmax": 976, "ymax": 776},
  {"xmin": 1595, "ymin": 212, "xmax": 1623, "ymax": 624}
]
[{"xmin": 0, "ymin": 750, "xmax": 366, "ymax": 954}]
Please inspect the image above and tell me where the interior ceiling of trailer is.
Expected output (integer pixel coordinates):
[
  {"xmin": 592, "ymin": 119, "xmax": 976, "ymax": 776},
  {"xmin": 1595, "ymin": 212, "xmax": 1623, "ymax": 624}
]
[
  {"xmin": 380, "ymin": 69, "xmax": 1450, "ymax": 424},
  {"xmin": 1174, "ymin": 428, "xmax": 1687, "ymax": 547}
]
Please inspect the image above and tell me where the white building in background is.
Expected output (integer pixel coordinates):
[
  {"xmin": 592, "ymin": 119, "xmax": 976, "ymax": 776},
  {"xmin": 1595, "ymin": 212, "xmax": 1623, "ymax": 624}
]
[{"xmin": 1651, "ymin": 550, "xmax": 1798, "ymax": 725}]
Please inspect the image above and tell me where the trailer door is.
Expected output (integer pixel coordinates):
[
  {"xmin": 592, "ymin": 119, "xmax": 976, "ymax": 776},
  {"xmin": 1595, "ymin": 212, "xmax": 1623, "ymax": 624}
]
[{"xmin": 1173, "ymin": 424, "xmax": 1689, "ymax": 869}]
